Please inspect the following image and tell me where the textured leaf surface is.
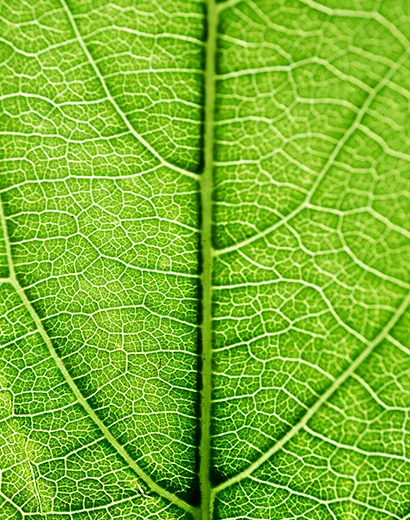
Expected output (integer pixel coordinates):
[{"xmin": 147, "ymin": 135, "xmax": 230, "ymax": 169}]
[{"xmin": 0, "ymin": 0, "xmax": 409, "ymax": 519}]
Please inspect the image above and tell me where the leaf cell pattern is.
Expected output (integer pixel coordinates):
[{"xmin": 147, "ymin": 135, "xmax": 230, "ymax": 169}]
[{"xmin": 0, "ymin": 0, "xmax": 409, "ymax": 519}]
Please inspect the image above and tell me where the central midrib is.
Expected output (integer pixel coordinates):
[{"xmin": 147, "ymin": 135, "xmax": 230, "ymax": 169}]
[
  {"xmin": 3, "ymin": 2, "xmax": 409, "ymax": 519},
  {"xmin": 199, "ymin": 0, "xmax": 218, "ymax": 517}
]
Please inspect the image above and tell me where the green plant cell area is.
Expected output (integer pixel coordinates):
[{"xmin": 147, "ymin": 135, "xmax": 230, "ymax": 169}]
[{"xmin": 0, "ymin": 0, "xmax": 410, "ymax": 519}]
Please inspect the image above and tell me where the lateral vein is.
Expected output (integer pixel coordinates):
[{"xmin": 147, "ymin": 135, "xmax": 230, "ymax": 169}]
[
  {"xmin": 213, "ymin": 50, "xmax": 409, "ymax": 258},
  {"xmin": 59, "ymin": 0, "xmax": 199, "ymax": 181},
  {"xmin": 0, "ymin": 195, "xmax": 199, "ymax": 517},
  {"xmin": 213, "ymin": 290, "xmax": 410, "ymax": 494}
]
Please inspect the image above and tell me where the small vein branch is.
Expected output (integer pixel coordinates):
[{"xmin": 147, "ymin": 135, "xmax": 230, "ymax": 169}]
[
  {"xmin": 213, "ymin": 50, "xmax": 409, "ymax": 258},
  {"xmin": 213, "ymin": 290, "xmax": 410, "ymax": 494},
  {"xmin": 59, "ymin": 0, "xmax": 199, "ymax": 181},
  {"xmin": 0, "ymin": 196, "xmax": 199, "ymax": 517}
]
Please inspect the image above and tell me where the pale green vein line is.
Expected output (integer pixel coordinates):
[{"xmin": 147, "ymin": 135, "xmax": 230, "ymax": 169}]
[
  {"xmin": 213, "ymin": 290, "xmax": 410, "ymax": 495},
  {"xmin": 59, "ymin": 0, "xmax": 199, "ymax": 181},
  {"xmin": 213, "ymin": 49, "xmax": 409, "ymax": 258},
  {"xmin": 216, "ymin": 0, "xmax": 243, "ymax": 14},
  {"xmin": 0, "ymin": 491, "xmax": 24, "ymax": 516},
  {"xmin": 304, "ymin": 424, "xmax": 410, "ymax": 462},
  {"xmin": 0, "ymin": 199, "xmax": 13, "ymax": 282},
  {"xmin": 0, "ymin": 195, "xmax": 199, "ymax": 518},
  {"xmin": 28, "ymin": 462, "xmax": 43, "ymax": 514},
  {"xmin": 199, "ymin": 0, "xmax": 217, "ymax": 518},
  {"xmin": 298, "ymin": 0, "xmax": 410, "ymax": 50},
  {"xmin": 246, "ymin": 477, "xmax": 401, "ymax": 520}
]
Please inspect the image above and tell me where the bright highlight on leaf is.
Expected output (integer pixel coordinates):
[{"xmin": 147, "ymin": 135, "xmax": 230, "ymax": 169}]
[{"xmin": 0, "ymin": 0, "xmax": 409, "ymax": 519}]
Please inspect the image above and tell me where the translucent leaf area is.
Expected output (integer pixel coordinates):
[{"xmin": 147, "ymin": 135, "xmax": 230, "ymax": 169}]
[{"xmin": 0, "ymin": 0, "xmax": 409, "ymax": 519}]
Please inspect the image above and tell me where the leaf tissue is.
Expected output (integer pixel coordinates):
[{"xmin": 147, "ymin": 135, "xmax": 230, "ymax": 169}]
[{"xmin": 0, "ymin": 0, "xmax": 410, "ymax": 519}]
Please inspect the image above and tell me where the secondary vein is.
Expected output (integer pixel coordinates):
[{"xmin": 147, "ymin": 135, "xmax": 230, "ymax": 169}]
[
  {"xmin": 0, "ymin": 196, "xmax": 199, "ymax": 517},
  {"xmin": 213, "ymin": 290, "xmax": 410, "ymax": 494},
  {"xmin": 59, "ymin": 0, "xmax": 199, "ymax": 181},
  {"xmin": 199, "ymin": 0, "xmax": 218, "ymax": 518}
]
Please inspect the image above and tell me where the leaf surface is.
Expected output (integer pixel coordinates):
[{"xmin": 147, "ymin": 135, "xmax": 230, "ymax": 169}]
[{"xmin": 0, "ymin": 0, "xmax": 409, "ymax": 519}]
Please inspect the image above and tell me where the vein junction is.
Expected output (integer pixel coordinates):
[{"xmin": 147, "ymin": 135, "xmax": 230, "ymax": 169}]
[{"xmin": 0, "ymin": 0, "xmax": 409, "ymax": 518}]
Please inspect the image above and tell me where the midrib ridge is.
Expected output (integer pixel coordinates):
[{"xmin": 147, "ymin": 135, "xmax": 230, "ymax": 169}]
[{"xmin": 199, "ymin": 0, "xmax": 218, "ymax": 517}]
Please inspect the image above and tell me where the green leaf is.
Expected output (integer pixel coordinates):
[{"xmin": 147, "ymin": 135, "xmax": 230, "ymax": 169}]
[{"xmin": 1, "ymin": 0, "xmax": 409, "ymax": 519}]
